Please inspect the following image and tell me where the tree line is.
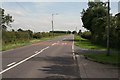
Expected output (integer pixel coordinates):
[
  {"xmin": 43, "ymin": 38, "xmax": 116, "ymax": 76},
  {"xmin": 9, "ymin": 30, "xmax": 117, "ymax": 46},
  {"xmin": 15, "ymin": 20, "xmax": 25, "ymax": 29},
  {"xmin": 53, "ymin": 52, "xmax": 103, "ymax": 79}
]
[
  {"xmin": 80, "ymin": 1, "xmax": 120, "ymax": 49},
  {"xmin": 2, "ymin": 28, "xmax": 68, "ymax": 45}
]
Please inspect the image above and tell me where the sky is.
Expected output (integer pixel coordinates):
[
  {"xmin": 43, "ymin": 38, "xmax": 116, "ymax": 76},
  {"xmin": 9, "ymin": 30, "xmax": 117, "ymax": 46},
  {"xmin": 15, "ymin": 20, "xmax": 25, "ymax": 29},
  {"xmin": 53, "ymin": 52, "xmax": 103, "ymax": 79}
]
[{"xmin": 1, "ymin": 0, "xmax": 119, "ymax": 32}]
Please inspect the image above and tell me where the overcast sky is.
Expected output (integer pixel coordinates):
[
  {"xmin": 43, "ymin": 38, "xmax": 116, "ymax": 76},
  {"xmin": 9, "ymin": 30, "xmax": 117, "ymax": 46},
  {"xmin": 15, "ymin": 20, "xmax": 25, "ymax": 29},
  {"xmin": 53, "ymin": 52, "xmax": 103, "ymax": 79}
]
[{"xmin": 1, "ymin": 0, "xmax": 119, "ymax": 32}]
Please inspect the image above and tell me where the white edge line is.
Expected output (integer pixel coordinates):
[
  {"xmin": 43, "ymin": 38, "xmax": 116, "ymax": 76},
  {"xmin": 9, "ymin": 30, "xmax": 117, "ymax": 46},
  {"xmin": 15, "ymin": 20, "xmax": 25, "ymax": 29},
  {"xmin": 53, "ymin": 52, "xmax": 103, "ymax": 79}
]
[
  {"xmin": 73, "ymin": 52, "xmax": 76, "ymax": 60},
  {"xmin": 72, "ymin": 35, "xmax": 74, "ymax": 52},
  {"xmin": 72, "ymin": 35, "xmax": 75, "ymax": 60},
  {"xmin": 35, "ymin": 51, "xmax": 39, "ymax": 53},
  {"xmin": 0, "ymin": 46, "xmax": 50, "ymax": 74},
  {"xmin": 73, "ymin": 55, "xmax": 76, "ymax": 60},
  {"xmin": 7, "ymin": 62, "xmax": 16, "ymax": 67}
]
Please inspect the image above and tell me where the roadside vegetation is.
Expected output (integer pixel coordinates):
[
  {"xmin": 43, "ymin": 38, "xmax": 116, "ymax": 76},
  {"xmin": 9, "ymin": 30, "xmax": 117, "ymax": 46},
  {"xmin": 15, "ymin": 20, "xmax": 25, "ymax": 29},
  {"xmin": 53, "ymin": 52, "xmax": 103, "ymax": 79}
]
[
  {"xmin": 75, "ymin": 34, "xmax": 120, "ymax": 65},
  {"xmin": 81, "ymin": 2, "xmax": 120, "ymax": 49},
  {"xmin": 74, "ymin": 1, "xmax": 120, "ymax": 65},
  {"xmin": 75, "ymin": 35, "xmax": 106, "ymax": 50},
  {"xmin": 84, "ymin": 53, "xmax": 119, "ymax": 65},
  {"xmin": 2, "ymin": 30, "xmax": 71, "ymax": 51},
  {"xmin": 0, "ymin": 8, "xmax": 71, "ymax": 51}
]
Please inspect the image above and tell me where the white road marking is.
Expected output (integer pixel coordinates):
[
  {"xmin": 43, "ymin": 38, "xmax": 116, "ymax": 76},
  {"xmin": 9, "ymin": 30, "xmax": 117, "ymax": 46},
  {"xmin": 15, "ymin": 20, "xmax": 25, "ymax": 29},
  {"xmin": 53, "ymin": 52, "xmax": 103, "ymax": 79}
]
[
  {"xmin": 62, "ymin": 43, "xmax": 64, "ymax": 45},
  {"xmin": 35, "ymin": 51, "xmax": 39, "ymax": 53},
  {"xmin": 52, "ymin": 43, "xmax": 56, "ymax": 46},
  {"xmin": 7, "ymin": 62, "xmax": 16, "ymax": 67},
  {"xmin": 73, "ymin": 55, "xmax": 76, "ymax": 60},
  {"xmin": 72, "ymin": 35, "xmax": 74, "ymax": 53},
  {"xmin": 73, "ymin": 53, "xmax": 75, "ymax": 55},
  {"xmin": 64, "ymin": 43, "xmax": 67, "ymax": 45},
  {"xmin": 0, "ymin": 46, "xmax": 50, "ymax": 74},
  {"xmin": 73, "ymin": 52, "xmax": 76, "ymax": 60},
  {"xmin": 43, "ymin": 46, "xmax": 49, "ymax": 50},
  {"xmin": 76, "ymin": 54, "xmax": 79, "ymax": 57},
  {"xmin": 72, "ymin": 35, "xmax": 75, "ymax": 60}
]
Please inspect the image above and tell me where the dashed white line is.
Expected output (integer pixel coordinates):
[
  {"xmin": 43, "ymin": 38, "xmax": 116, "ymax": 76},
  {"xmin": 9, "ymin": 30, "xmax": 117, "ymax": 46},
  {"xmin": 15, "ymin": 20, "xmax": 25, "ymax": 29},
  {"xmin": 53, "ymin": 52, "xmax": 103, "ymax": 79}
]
[
  {"xmin": 52, "ymin": 43, "xmax": 56, "ymax": 46},
  {"xmin": 72, "ymin": 35, "xmax": 75, "ymax": 60},
  {"xmin": 0, "ymin": 46, "xmax": 50, "ymax": 74},
  {"xmin": 7, "ymin": 62, "xmax": 16, "ymax": 67}
]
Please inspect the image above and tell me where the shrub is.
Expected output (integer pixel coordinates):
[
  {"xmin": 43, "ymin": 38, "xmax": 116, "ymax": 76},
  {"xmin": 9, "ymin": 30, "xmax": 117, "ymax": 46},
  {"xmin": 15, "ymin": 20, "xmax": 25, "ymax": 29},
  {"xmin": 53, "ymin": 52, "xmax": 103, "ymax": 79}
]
[{"xmin": 81, "ymin": 31, "xmax": 91, "ymax": 40}]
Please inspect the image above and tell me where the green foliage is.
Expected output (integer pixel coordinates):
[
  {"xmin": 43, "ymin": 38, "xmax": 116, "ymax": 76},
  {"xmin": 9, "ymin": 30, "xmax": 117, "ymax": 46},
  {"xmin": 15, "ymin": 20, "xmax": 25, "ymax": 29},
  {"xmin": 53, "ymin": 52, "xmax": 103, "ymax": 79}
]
[
  {"xmin": 81, "ymin": 31, "xmax": 91, "ymax": 40},
  {"xmin": 50, "ymin": 31, "xmax": 71, "ymax": 34},
  {"xmin": 0, "ymin": 8, "xmax": 14, "ymax": 30},
  {"xmin": 75, "ymin": 35, "xmax": 106, "ymax": 50},
  {"xmin": 81, "ymin": 1, "xmax": 120, "ymax": 49},
  {"xmin": 2, "ymin": 28, "xmax": 67, "ymax": 47},
  {"xmin": 72, "ymin": 31, "xmax": 77, "ymax": 34},
  {"xmin": 33, "ymin": 32, "xmax": 42, "ymax": 39},
  {"xmin": 84, "ymin": 53, "xmax": 119, "ymax": 65},
  {"xmin": 81, "ymin": 2, "xmax": 107, "ymax": 35}
]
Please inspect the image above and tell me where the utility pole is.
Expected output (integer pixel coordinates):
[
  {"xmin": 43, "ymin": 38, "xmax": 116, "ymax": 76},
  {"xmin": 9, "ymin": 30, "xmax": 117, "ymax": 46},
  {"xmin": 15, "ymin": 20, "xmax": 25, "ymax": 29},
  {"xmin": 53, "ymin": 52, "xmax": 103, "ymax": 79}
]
[
  {"xmin": 52, "ymin": 14, "xmax": 54, "ymax": 37},
  {"xmin": 107, "ymin": 0, "xmax": 110, "ymax": 56},
  {"xmin": 51, "ymin": 13, "xmax": 58, "ymax": 37}
]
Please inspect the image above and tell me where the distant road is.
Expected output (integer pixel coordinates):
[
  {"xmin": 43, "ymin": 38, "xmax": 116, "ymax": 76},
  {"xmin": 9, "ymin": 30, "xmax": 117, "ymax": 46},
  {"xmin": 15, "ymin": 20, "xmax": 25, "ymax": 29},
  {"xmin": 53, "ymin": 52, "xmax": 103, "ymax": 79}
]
[{"xmin": 1, "ymin": 34, "xmax": 80, "ymax": 78}]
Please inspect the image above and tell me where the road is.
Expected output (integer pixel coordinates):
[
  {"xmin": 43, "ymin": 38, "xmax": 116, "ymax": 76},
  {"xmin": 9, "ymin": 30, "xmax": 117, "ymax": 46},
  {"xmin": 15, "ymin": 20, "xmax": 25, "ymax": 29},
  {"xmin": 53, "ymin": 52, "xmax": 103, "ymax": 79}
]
[{"xmin": 1, "ymin": 34, "xmax": 80, "ymax": 78}]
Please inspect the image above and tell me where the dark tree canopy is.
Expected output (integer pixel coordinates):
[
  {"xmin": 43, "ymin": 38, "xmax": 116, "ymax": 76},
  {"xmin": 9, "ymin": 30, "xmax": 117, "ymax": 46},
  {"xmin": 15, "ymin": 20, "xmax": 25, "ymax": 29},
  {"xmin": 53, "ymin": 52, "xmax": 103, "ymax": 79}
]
[{"xmin": 81, "ymin": 1, "xmax": 120, "ymax": 48}]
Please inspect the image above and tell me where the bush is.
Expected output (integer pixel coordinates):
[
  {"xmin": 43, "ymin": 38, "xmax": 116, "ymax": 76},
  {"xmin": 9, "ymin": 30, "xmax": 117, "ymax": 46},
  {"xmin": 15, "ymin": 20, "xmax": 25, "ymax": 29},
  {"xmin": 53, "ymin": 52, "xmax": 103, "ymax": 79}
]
[
  {"xmin": 2, "ymin": 31, "xmax": 30, "ymax": 45},
  {"xmin": 81, "ymin": 31, "xmax": 91, "ymax": 40},
  {"xmin": 33, "ymin": 32, "xmax": 42, "ymax": 39}
]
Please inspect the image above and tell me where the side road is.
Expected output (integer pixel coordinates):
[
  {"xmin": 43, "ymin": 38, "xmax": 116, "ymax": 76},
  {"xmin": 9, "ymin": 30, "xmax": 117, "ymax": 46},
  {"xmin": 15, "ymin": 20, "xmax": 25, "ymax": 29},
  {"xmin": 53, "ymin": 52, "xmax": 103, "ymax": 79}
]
[{"xmin": 75, "ymin": 46, "xmax": 119, "ymax": 79}]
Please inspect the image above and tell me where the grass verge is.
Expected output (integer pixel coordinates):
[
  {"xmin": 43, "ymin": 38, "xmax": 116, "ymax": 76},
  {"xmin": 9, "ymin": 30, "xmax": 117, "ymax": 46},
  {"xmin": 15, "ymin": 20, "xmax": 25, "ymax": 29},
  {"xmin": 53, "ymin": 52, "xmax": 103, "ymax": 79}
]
[
  {"xmin": 74, "ymin": 35, "xmax": 120, "ymax": 65},
  {"xmin": 2, "ymin": 36, "xmax": 62, "ymax": 51},
  {"xmin": 84, "ymin": 53, "xmax": 120, "ymax": 65},
  {"xmin": 74, "ymin": 35, "xmax": 106, "ymax": 50}
]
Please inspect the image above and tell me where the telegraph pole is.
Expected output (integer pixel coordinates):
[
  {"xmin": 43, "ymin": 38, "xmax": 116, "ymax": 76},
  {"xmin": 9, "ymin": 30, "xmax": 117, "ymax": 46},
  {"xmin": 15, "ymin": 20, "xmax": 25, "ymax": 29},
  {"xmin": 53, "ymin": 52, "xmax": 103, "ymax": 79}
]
[
  {"xmin": 52, "ymin": 14, "xmax": 54, "ymax": 37},
  {"xmin": 107, "ymin": 0, "xmax": 110, "ymax": 56},
  {"xmin": 51, "ymin": 13, "xmax": 58, "ymax": 37}
]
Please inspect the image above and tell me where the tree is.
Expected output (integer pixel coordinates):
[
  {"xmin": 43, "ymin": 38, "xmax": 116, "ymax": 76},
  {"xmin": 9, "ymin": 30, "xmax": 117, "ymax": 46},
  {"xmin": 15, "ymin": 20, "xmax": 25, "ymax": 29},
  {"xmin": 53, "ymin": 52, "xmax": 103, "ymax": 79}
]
[
  {"xmin": 78, "ymin": 30, "xmax": 81, "ymax": 36},
  {"xmin": 81, "ymin": 1, "xmax": 120, "ymax": 49},
  {"xmin": 0, "ymin": 8, "xmax": 14, "ymax": 31},
  {"xmin": 81, "ymin": 1, "xmax": 108, "ymax": 44},
  {"xmin": 72, "ymin": 31, "xmax": 77, "ymax": 34},
  {"xmin": 17, "ymin": 28, "xmax": 24, "ymax": 32},
  {"xmin": 26, "ymin": 30, "xmax": 33, "ymax": 38}
]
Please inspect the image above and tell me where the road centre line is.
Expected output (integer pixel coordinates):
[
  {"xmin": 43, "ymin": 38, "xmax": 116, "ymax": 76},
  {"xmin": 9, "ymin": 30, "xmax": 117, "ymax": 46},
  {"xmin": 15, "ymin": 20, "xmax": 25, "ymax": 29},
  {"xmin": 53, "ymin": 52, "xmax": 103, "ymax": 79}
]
[
  {"xmin": 0, "ymin": 46, "xmax": 50, "ymax": 74},
  {"xmin": 7, "ymin": 62, "xmax": 16, "ymax": 67}
]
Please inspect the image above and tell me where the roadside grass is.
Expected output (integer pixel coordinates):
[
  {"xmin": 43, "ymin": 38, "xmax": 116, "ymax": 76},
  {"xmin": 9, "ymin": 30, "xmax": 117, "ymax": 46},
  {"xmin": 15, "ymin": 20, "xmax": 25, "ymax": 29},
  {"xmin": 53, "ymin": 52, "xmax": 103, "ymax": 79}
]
[
  {"xmin": 2, "ymin": 41, "xmax": 30, "ymax": 51},
  {"xmin": 74, "ymin": 35, "xmax": 120, "ymax": 65},
  {"xmin": 2, "ymin": 35, "xmax": 63, "ymax": 51},
  {"xmin": 74, "ymin": 35, "xmax": 106, "ymax": 50},
  {"xmin": 84, "ymin": 53, "xmax": 120, "ymax": 65}
]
